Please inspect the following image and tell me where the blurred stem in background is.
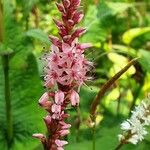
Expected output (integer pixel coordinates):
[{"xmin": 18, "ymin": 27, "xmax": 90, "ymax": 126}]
[
  {"xmin": 2, "ymin": 55, "xmax": 13, "ymax": 149},
  {"xmin": 32, "ymin": 5, "xmax": 39, "ymax": 28},
  {"xmin": 92, "ymin": 123, "xmax": 96, "ymax": 150},
  {"xmin": 0, "ymin": 1, "xmax": 13, "ymax": 149},
  {"xmin": 0, "ymin": 0, "xmax": 3, "ymax": 42},
  {"xmin": 129, "ymin": 73, "xmax": 145, "ymax": 116}
]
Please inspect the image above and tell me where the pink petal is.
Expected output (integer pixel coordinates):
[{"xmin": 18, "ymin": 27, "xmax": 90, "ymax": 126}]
[
  {"xmin": 57, "ymin": 147, "xmax": 64, "ymax": 150},
  {"xmin": 68, "ymin": 19, "xmax": 74, "ymax": 26},
  {"xmin": 72, "ymin": 0, "xmax": 81, "ymax": 6},
  {"xmin": 56, "ymin": 3, "xmax": 65, "ymax": 13},
  {"xmin": 72, "ymin": 11, "xmax": 84, "ymax": 24},
  {"xmin": 62, "ymin": 42, "xmax": 72, "ymax": 53},
  {"xmin": 77, "ymin": 43, "xmax": 92, "ymax": 50},
  {"xmin": 55, "ymin": 139, "xmax": 68, "ymax": 147},
  {"xmin": 59, "ymin": 121, "xmax": 71, "ymax": 129},
  {"xmin": 63, "ymin": 35, "xmax": 71, "ymax": 42},
  {"xmin": 53, "ymin": 19, "xmax": 64, "ymax": 28},
  {"xmin": 49, "ymin": 35, "xmax": 61, "ymax": 47},
  {"xmin": 44, "ymin": 115, "xmax": 51, "ymax": 125},
  {"xmin": 51, "ymin": 44, "xmax": 59, "ymax": 53},
  {"xmin": 38, "ymin": 92, "xmax": 51, "ymax": 109},
  {"xmin": 72, "ymin": 28, "xmax": 86, "ymax": 38},
  {"xmin": 59, "ymin": 130, "xmax": 70, "ymax": 136},
  {"xmin": 55, "ymin": 91, "xmax": 65, "ymax": 104},
  {"xmin": 51, "ymin": 104, "xmax": 61, "ymax": 113},
  {"xmin": 44, "ymin": 78, "xmax": 55, "ymax": 88},
  {"xmin": 57, "ymin": 75, "xmax": 72, "ymax": 86},
  {"xmin": 70, "ymin": 90, "xmax": 80, "ymax": 106},
  {"xmin": 32, "ymin": 133, "xmax": 46, "ymax": 142},
  {"xmin": 62, "ymin": 0, "xmax": 70, "ymax": 8}
]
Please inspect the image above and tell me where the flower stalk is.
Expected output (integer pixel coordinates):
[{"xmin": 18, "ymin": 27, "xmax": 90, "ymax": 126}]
[
  {"xmin": 33, "ymin": 0, "xmax": 92, "ymax": 149},
  {"xmin": 90, "ymin": 58, "xmax": 139, "ymax": 121}
]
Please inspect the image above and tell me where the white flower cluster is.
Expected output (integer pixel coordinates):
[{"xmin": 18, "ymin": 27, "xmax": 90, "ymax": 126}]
[{"xmin": 118, "ymin": 96, "xmax": 150, "ymax": 145}]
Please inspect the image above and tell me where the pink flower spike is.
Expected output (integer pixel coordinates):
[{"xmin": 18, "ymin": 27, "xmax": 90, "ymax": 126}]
[
  {"xmin": 70, "ymin": 90, "xmax": 80, "ymax": 106},
  {"xmin": 71, "ymin": 28, "xmax": 86, "ymax": 41},
  {"xmin": 74, "ymin": 28, "xmax": 86, "ymax": 37},
  {"xmin": 59, "ymin": 121, "xmax": 71, "ymax": 129},
  {"xmin": 56, "ymin": 3, "xmax": 65, "ymax": 13},
  {"xmin": 55, "ymin": 91, "xmax": 65, "ymax": 105},
  {"xmin": 49, "ymin": 35, "xmax": 61, "ymax": 47},
  {"xmin": 51, "ymin": 104, "xmax": 61, "ymax": 113},
  {"xmin": 57, "ymin": 147, "xmax": 64, "ymax": 150},
  {"xmin": 38, "ymin": 92, "xmax": 52, "ymax": 109},
  {"xmin": 63, "ymin": 35, "xmax": 72, "ymax": 42},
  {"xmin": 62, "ymin": 113, "xmax": 70, "ymax": 118},
  {"xmin": 62, "ymin": 0, "xmax": 70, "ymax": 8},
  {"xmin": 55, "ymin": 139, "xmax": 68, "ymax": 147},
  {"xmin": 77, "ymin": 43, "xmax": 93, "ymax": 50},
  {"xmin": 53, "ymin": 19, "xmax": 64, "ymax": 28},
  {"xmin": 73, "ymin": 0, "xmax": 81, "ymax": 7},
  {"xmin": 32, "ymin": 133, "xmax": 46, "ymax": 142},
  {"xmin": 68, "ymin": 19, "xmax": 74, "ymax": 26},
  {"xmin": 51, "ymin": 44, "xmax": 59, "ymax": 53},
  {"xmin": 59, "ymin": 130, "xmax": 70, "ymax": 136},
  {"xmin": 44, "ymin": 78, "xmax": 55, "ymax": 88},
  {"xmin": 73, "ymin": 11, "xmax": 84, "ymax": 24},
  {"xmin": 44, "ymin": 115, "xmax": 52, "ymax": 125},
  {"xmin": 62, "ymin": 42, "xmax": 72, "ymax": 53}
]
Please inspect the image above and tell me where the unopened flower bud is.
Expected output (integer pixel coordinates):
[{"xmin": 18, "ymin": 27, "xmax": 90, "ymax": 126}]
[
  {"xmin": 56, "ymin": 3, "xmax": 65, "ymax": 13},
  {"xmin": 70, "ymin": 90, "xmax": 80, "ymax": 106},
  {"xmin": 62, "ymin": 0, "xmax": 70, "ymax": 8}
]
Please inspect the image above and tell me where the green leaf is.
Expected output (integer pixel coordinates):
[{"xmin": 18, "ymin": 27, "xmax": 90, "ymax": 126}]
[
  {"xmin": 0, "ymin": 44, "xmax": 14, "ymax": 56},
  {"xmin": 122, "ymin": 27, "xmax": 150, "ymax": 45},
  {"xmin": 25, "ymin": 29, "xmax": 50, "ymax": 44},
  {"xmin": 138, "ymin": 49, "xmax": 150, "ymax": 72},
  {"xmin": 0, "ymin": 53, "xmax": 44, "ymax": 150},
  {"xmin": 98, "ymin": 2, "xmax": 131, "ymax": 19},
  {"xmin": 0, "ymin": 0, "xmax": 44, "ymax": 149},
  {"xmin": 81, "ymin": 5, "xmax": 107, "ymax": 44},
  {"xmin": 16, "ymin": 0, "xmax": 39, "ymax": 18},
  {"xmin": 112, "ymin": 44, "xmax": 136, "ymax": 57}
]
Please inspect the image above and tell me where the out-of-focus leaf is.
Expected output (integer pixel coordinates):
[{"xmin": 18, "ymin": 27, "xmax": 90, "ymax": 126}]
[
  {"xmin": 97, "ymin": 1, "xmax": 131, "ymax": 30},
  {"xmin": 98, "ymin": 2, "xmax": 131, "ymax": 19},
  {"xmin": 138, "ymin": 49, "xmax": 150, "ymax": 72},
  {"xmin": 16, "ymin": 0, "xmax": 39, "ymax": 18},
  {"xmin": 0, "ymin": 44, "xmax": 14, "ymax": 55},
  {"xmin": 108, "ymin": 53, "xmax": 136, "ymax": 78},
  {"xmin": 81, "ymin": 5, "xmax": 107, "ymax": 44},
  {"xmin": 0, "ymin": 53, "xmax": 44, "ymax": 150},
  {"xmin": 25, "ymin": 29, "xmax": 50, "ymax": 44},
  {"xmin": 122, "ymin": 27, "xmax": 150, "ymax": 45},
  {"xmin": 112, "ymin": 44, "xmax": 136, "ymax": 57},
  {"xmin": 80, "ymin": 86, "xmax": 98, "ymax": 112},
  {"xmin": 0, "ymin": 0, "xmax": 44, "ymax": 149}
]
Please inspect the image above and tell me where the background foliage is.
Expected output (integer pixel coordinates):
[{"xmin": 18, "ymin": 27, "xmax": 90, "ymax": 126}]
[{"xmin": 0, "ymin": 0, "xmax": 150, "ymax": 150}]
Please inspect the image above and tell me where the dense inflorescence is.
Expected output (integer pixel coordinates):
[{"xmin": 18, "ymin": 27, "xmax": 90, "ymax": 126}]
[
  {"xmin": 118, "ymin": 95, "xmax": 150, "ymax": 145},
  {"xmin": 33, "ymin": 0, "xmax": 92, "ymax": 150}
]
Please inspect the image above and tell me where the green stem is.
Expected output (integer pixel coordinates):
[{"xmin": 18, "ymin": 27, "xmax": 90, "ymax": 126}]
[
  {"xmin": 92, "ymin": 120, "xmax": 96, "ymax": 150},
  {"xmin": 114, "ymin": 143, "xmax": 124, "ymax": 150},
  {"xmin": 2, "ymin": 55, "xmax": 13, "ymax": 149},
  {"xmin": 129, "ymin": 76, "xmax": 144, "ymax": 116},
  {"xmin": 0, "ymin": 0, "xmax": 3, "ymax": 42}
]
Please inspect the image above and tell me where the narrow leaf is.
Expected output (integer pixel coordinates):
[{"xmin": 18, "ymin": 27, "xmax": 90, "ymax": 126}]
[
  {"xmin": 90, "ymin": 58, "xmax": 138, "ymax": 119},
  {"xmin": 122, "ymin": 27, "xmax": 150, "ymax": 45}
]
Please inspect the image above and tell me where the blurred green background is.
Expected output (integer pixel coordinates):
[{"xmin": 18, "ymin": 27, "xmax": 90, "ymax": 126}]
[{"xmin": 0, "ymin": 0, "xmax": 150, "ymax": 150}]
